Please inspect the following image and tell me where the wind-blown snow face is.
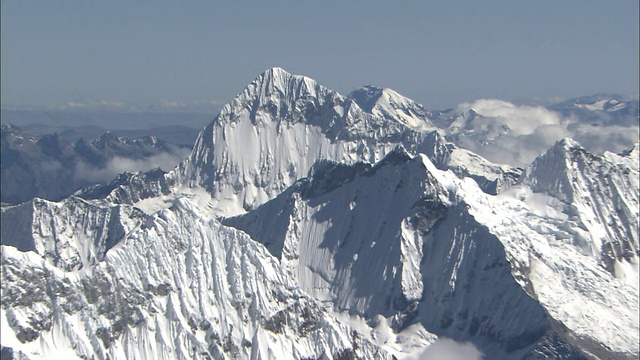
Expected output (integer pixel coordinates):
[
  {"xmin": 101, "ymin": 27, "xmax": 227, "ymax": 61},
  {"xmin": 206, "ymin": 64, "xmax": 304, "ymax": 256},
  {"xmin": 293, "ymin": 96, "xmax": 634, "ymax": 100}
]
[
  {"xmin": 1, "ymin": 197, "xmax": 393, "ymax": 360},
  {"xmin": 227, "ymin": 145, "xmax": 639, "ymax": 359}
]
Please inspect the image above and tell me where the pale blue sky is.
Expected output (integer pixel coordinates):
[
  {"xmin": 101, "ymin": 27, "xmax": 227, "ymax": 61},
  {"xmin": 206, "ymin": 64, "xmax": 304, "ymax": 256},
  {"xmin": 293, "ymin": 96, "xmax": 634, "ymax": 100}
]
[{"xmin": 1, "ymin": 1, "xmax": 638, "ymax": 110}]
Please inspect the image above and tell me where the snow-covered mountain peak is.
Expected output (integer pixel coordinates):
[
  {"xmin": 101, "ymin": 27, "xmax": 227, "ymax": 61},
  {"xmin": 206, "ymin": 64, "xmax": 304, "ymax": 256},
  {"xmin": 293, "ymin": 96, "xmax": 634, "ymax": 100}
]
[
  {"xmin": 521, "ymin": 139, "xmax": 639, "ymax": 271},
  {"xmin": 347, "ymin": 85, "xmax": 384, "ymax": 112},
  {"xmin": 46, "ymin": 68, "xmax": 516, "ymax": 215},
  {"xmin": 522, "ymin": 138, "xmax": 594, "ymax": 203},
  {"xmin": 552, "ymin": 94, "xmax": 635, "ymax": 112},
  {"xmin": 214, "ymin": 67, "xmax": 335, "ymax": 127},
  {"xmin": 177, "ymin": 69, "xmax": 473, "ymax": 215},
  {"xmin": 523, "ymin": 137, "xmax": 639, "ymax": 204},
  {"xmin": 555, "ymin": 137, "xmax": 581, "ymax": 150},
  {"xmin": 349, "ymin": 85, "xmax": 435, "ymax": 131},
  {"xmin": 546, "ymin": 94, "xmax": 639, "ymax": 128},
  {"xmin": 260, "ymin": 65, "xmax": 288, "ymax": 79},
  {"xmin": 253, "ymin": 67, "xmax": 317, "ymax": 96}
]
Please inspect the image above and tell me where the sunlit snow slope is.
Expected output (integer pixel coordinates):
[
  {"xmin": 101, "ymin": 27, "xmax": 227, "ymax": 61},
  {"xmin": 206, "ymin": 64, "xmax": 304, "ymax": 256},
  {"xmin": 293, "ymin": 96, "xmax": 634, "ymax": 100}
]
[{"xmin": 1, "ymin": 197, "xmax": 392, "ymax": 359}]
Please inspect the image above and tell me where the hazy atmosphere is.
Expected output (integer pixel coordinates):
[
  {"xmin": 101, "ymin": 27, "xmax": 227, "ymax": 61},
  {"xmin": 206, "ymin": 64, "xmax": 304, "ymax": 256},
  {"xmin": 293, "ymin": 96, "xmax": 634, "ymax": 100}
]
[{"xmin": 2, "ymin": 1, "xmax": 638, "ymax": 110}]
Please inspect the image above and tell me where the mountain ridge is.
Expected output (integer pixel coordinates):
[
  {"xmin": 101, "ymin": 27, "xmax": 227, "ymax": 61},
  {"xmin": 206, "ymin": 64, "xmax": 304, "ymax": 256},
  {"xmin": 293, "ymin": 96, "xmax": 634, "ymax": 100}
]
[
  {"xmin": 1, "ymin": 67, "xmax": 637, "ymax": 359},
  {"xmin": 225, "ymin": 140, "xmax": 638, "ymax": 358}
]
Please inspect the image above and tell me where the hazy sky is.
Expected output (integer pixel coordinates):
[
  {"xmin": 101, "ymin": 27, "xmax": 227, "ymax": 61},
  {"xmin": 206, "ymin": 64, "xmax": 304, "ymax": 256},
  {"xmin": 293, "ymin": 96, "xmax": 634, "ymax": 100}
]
[{"xmin": 1, "ymin": 1, "xmax": 638, "ymax": 110}]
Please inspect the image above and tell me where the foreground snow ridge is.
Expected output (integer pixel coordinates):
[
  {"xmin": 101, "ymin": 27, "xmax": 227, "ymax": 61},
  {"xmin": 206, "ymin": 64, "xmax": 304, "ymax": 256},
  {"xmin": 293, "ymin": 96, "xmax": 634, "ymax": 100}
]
[
  {"xmin": 1, "ymin": 67, "xmax": 638, "ymax": 360},
  {"xmin": 1, "ymin": 197, "xmax": 392, "ymax": 359}
]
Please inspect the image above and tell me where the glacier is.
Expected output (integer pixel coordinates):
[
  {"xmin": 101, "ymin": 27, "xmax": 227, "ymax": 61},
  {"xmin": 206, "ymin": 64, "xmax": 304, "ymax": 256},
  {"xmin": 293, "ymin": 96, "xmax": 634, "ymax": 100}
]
[{"xmin": 1, "ymin": 67, "xmax": 638, "ymax": 359}]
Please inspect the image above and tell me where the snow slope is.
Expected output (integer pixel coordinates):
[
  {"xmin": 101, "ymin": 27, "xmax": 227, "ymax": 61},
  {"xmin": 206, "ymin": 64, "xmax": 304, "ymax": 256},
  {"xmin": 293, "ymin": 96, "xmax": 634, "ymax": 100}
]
[
  {"xmin": 348, "ymin": 86, "xmax": 435, "ymax": 132},
  {"xmin": 1, "ymin": 196, "xmax": 393, "ymax": 359},
  {"xmin": 227, "ymin": 144, "xmax": 639, "ymax": 359}
]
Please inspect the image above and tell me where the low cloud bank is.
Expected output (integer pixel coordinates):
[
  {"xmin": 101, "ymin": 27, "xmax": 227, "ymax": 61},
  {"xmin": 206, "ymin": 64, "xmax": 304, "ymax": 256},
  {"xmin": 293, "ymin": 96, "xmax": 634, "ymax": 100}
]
[
  {"xmin": 75, "ymin": 146, "xmax": 191, "ymax": 183},
  {"xmin": 452, "ymin": 99, "xmax": 638, "ymax": 166},
  {"xmin": 456, "ymin": 99, "xmax": 563, "ymax": 136},
  {"xmin": 404, "ymin": 338, "xmax": 483, "ymax": 360}
]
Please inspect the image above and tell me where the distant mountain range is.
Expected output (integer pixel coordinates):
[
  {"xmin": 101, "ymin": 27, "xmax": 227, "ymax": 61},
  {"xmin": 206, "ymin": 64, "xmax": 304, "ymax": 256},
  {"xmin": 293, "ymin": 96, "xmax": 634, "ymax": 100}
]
[
  {"xmin": 1, "ymin": 124, "xmax": 190, "ymax": 204},
  {"xmin": 16, "ymin": 123, "xmax": 201, "ymax": 147},
  {"xmin": 0, "ymin": 108, "xmax": 214, "ymax": 132}
]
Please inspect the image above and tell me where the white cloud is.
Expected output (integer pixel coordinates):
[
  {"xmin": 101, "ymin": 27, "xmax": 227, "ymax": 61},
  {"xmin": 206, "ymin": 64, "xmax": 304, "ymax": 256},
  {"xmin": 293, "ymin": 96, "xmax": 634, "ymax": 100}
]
[
  {"xmin": 158, "ymin": 99, "xmax": 225, "ymax": 108},
  {"xmin": 40, "ymin": 159, "xmax": 63, "ymax": 173},
  {"xmin": 451, "ymin": 99, "xmax": 638, "ymax": 166},
  {"xmin": 456, "ymin": 99, "xmax": 563, "ymax": 136},
  {"xmin": 64, "ymin": 100, "xmax": 130, "ymax": 110},
  {"xmin": 404, "ymin": 338, "xmax": 483, "ymax": 360},
  {"xmin": 75, "ymin": 147, "xmax": 190, "ymax": 183},
  {"xmin": 571, "ymin": 124, "xmax": 640, "ymax": 155}
]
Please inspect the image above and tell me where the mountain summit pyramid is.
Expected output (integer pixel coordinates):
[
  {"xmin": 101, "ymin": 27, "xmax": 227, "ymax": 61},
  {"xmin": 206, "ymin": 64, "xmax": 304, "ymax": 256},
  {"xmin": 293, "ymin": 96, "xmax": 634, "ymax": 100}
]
[{"xmin": 174, "ymin": 67, "xmax": 517, "ymax": 216}]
